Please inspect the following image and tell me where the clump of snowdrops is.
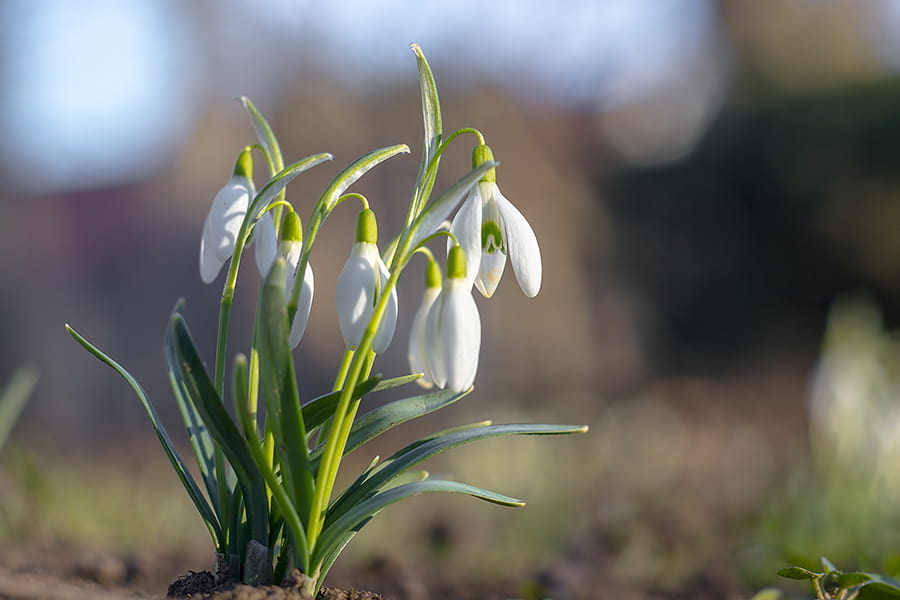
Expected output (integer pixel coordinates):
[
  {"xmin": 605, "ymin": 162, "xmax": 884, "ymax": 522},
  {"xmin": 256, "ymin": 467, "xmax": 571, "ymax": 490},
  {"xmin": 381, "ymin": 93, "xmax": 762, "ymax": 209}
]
[{"xmin": 66, "ymin": 45, "xmax": 586, "ymax": 596}]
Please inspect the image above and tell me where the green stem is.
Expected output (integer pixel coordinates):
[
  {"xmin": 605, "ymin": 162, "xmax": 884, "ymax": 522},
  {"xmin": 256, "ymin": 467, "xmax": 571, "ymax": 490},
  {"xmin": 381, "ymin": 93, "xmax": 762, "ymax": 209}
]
[
  {"xmin": 333, "ymin": 349, "xmax": 355, "ymax": 393},
  {"xmin": 306, "ymin": 268, "xmax": 400, "ymax": 551},
  {"xmin": 397, "ymin": 127, "xmax": 485, "ymax": 266}
]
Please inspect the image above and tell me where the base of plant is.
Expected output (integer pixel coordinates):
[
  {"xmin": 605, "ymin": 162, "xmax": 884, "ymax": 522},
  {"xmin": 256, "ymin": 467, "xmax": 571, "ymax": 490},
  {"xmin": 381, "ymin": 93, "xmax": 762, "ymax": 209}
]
[{"xmin": 167, "ymin": 568, "xmax": 382, "ymax": 600}]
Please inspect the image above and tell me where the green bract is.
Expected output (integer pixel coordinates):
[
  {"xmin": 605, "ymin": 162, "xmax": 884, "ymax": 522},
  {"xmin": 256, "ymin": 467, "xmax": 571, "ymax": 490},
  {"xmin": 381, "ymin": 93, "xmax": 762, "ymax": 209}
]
[{"xmin": 66, "ymin": 44, "xmax": 587, "ymax": 597}]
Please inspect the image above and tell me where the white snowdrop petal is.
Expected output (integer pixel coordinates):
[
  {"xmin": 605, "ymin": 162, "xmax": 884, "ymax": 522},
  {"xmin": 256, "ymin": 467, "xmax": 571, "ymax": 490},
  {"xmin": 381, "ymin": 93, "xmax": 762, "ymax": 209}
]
[
  {"xmin": 372, "ymin": 257, "xmax": 398, "ymax": 354},
  {"xmin": 213, "ymin": 182, "xmax": 251, "ymax": 262},
  {"xmin": 408, "ymin": 287, "xmax": 440, "ymax": 388},
  {"xmin": 254, "ymin": 211, "xmax": 278, "ymax": 278},
  {"xmin": 288, "ymin": 262, "xmax": 314, "ymax": 349},
  {"xmin": 448, "ymin": 188, "xmax": 483, "ymax": 284},
  {"xmin": 494, "ymin": 188, "xmax": 542, "ymax": 298},
  {"xmin": 424, "ymin": 295, "xmax": 447, "ymax": 389},
  {"xmin": 335, "ymin": 246, "xmax": 376, "ymax": 350},
  {"xmin": 199, "ymin": 219, "xmax": 225, "ymax": 284},
  {"xmin": 442, "ymin": 280, "xmax": 481, "ymax": 391},
  {"xmin": 475, "ymin": 247, "xmax": 506, "ymax": 298}
]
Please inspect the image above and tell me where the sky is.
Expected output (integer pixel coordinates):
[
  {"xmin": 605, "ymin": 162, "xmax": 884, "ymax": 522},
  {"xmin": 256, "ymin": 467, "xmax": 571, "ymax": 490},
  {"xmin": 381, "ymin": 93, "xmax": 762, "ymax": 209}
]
[{"xmin": 0, "ymin": 0, "xmax": 723, "ymax": 193}]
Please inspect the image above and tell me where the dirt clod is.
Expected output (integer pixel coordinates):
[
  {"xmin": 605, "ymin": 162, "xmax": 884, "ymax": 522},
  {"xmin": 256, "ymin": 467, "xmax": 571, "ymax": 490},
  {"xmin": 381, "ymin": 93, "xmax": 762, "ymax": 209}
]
[
  {"xmin": 166, "ymin": 568, "xmax": 382, "ymax": 600},
  {"xmin": 167, "ymin": 569, "xmax": 216, "ymax": 597}
]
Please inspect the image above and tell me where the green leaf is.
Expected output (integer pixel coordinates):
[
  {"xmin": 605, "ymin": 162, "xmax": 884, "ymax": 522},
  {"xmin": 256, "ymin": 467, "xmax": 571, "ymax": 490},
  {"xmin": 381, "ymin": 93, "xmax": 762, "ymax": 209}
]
[
  {"xmin": 321, "ymin": 144, "xmax": 409, "ymax": 215},
  {"xmin": 251, "ymin": 153, "xmax": 334, "ymax": 222},
  {"xmin": 168, "ymin": 314, "xmax": 270, "ymax": 546},
  {"xmin": 838, "ymin": 572, "xmax": 872, "ymax": 588},
  {"xmin": 301, "ymin": 376, "xmax": 382, "ymax": 432},
  {"xmin": 164, "ymin": 301, "xmax": 221, "ymax": 517},
  {"xmin": 777, "ymin": 566, "xmax": 818, "ymax": 580},
  {"xmin": 340, "ymin": 387, "xmax": 471, "ymax": 457},
  {"xmin": 258, "ymin": 258, "xmax": 314, "ymax": 517},
  {"xmin": 0, "ymin": 365, "xmax": 38, "ymax": 453},
  {"xmin": 66, "ymin": 325, "xmax": 221, "ymax": 546},
  {"xmin": 239, "ymin": 96, "xmax": 284, "ymax": 173},
  {"xmin": 859, "ymin": 581, "xmax": 900, "ymax": 600},
  {"xmin": 233, "ymin": 353, "xmax": 310, "ymax": 573},
  {"xmin": 326, "ymin": 422, "xmax": 587, "ymax": 526},
  {"xmin": 410, "ymin": 43, "xmax": 442, "ymax": 212},
  {"xmin": 314, "ymin": 479, "xmax": 524, "ymax": 570},
  {"xmin": 371, "ymin": 373, "xmax": 423, "ymax": 392}
]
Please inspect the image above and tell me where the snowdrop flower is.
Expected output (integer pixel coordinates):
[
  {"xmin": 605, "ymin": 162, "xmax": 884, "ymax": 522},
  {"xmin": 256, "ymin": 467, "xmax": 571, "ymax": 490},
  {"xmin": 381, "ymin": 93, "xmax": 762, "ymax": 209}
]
[
  {"xmin": 199, "ymin": 148, "xmax": 278, "ymax": 284},
  {"xmin": 279, "ymin": 211, "xmax": 314, "ymax": 349},
  {"xmin": 424, "ymin": 245, "xmax": 481, "ymax": 392},
  {"xmin": 336, "ymin": 209, "xmax": 398, "ymax": 354},
  {"xmin": 200, "ymin": 149, "xmax": 255, "ymax": 284},
  {"xmin": 449, "ymin": 144, "xmax": 542, "ymax": 298},
  {"xmin": 408, "ymin": 257, "xmax": 442, "ymax": 388}
]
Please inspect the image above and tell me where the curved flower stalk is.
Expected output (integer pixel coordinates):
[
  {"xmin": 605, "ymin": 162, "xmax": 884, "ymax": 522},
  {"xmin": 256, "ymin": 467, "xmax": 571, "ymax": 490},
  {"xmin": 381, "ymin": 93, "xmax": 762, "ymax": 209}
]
[
  {"xmin": 408, "ymin": 256, "xmax": 442, "ymax": 388},
  {"xmin": 450, "ymin": 144, "xmax": 542, "ymax": 298},
  {"xmin": 280, "ymin": 211, "xmax": 314, "ymax": 348},
  {"xmin": 424, "ymin": 245, "xmax": 481, "ymax": 392},
  {"xmin": 335, "ymin": 208, "xmax": 398, "ymax": 353}
]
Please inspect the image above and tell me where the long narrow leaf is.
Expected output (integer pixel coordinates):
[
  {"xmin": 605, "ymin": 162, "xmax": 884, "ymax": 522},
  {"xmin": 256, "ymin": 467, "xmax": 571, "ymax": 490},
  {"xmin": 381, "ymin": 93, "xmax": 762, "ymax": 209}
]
[
  {"xmin": 233, "ymin": 353, "xmax": 310, "ymax": 574},
  {"xmin": 258, "ymin": 258, "xmax": 314, "ymax": 517},
  {"xmin": 371, "ymin": 373, "xmax": 423, "ymax": 392},
  {"xmin": 301, "ymin": 376, "xmax": 381, "ymax": 431},
  {"xmin": 315, "ymin": 479, "xmax": 524, "ymax": 570},
  {"xmin": 299, "ymin": 374, "xmax": 423, "ymax": 435},
  {"xmin": 169, "ymin": 315, "xmax": 270, "ymax": 546},
  {"xmin": 410, "ymin": 43, "xmax": 442, "ymax": 214},
  {"xmin": 321, "ymin": 388, "xmax": 470, "ymax": 460},
  {"xmin": 320, "ymin": 144, "xmax": 410, "ymax": 215},
  {"xmin": 240, "ymin": 97, "xmax": 284, "ymax": 173},
  {"xmin": 165, "ymin": 301, "xmax": 221, "ymax": 517},
  {"xmin": 65, "ymin": 325, "xmax": 221, "ymax": 545},
  {"xmin": 252, "ymin": 154, "xmax": 334, "ymax": 221},
  {"xmin": 327, "ymin": 423, "xmax": 587, "ymax": 526}
]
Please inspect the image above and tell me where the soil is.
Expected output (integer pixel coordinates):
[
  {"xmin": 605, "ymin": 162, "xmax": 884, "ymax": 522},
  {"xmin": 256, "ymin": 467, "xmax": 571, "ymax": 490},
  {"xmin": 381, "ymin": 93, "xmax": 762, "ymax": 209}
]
[{"xmin": 0, "ymin": 537, "xmax": 753, "ymax": 600}]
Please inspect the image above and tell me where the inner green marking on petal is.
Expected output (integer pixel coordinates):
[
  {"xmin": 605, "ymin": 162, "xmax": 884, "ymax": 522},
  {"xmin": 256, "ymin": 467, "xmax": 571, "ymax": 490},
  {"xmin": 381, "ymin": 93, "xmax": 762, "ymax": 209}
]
[{"xmin": 481, "ymin": 221, "xmax": 505, "ymax": 254}]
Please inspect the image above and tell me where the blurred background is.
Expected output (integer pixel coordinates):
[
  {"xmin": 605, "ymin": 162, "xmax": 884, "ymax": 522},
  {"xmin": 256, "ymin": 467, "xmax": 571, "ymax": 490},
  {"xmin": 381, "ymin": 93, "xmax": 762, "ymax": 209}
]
[{"xmin": 5, "ymin": 0, "xmax": 900, "ymax": 596}]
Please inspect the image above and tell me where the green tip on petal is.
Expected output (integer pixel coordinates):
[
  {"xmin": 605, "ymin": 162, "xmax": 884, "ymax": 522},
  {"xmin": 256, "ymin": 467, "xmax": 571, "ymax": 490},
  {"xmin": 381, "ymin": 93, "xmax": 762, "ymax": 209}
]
[
  {"xmin": 472, "ymin": 144, "xmax": 496, "ymax": 183},
  {"xmin": 234, "ymin": 147, "xmax": 253, "ymax": 178},
  {"xmin": 425, "ymin": 256, "xmax": 442, "ymax": 288},
  {"xmin": 356, "ymin": 208, "xmax": 378, "ymax": 244},
  {"xmin": 281, "ymin": 211, "xmax": 303, "ymax": 243},
  {"xmin": 447, "ymin": 245, "xmax": 467, "ymax": 279}
]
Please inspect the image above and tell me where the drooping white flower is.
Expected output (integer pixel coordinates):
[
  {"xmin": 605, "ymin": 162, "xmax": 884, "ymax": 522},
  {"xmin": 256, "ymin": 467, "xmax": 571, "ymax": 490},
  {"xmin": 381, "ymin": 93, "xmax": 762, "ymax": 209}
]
[
  {"xmin": 424, "ymin": 245, "xmax": 481, "ymax": 392},
  {"xmin": 335, "ymin": 209, "xmax": 398, "ymax": 354},
  {"xmin": 200, "ymin": 150, "xmax": 255, "ymax": 284},
  {"xmin": 408, "ymin": 257, "xmax": 442, "ymax": 388},
  {"xmin": 449, "ymin": 144, "xmax": 542, "ymax": 299},
  {"xmin": 279, "ymin": 211, "xmax": 314, "ymax": 349}
]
